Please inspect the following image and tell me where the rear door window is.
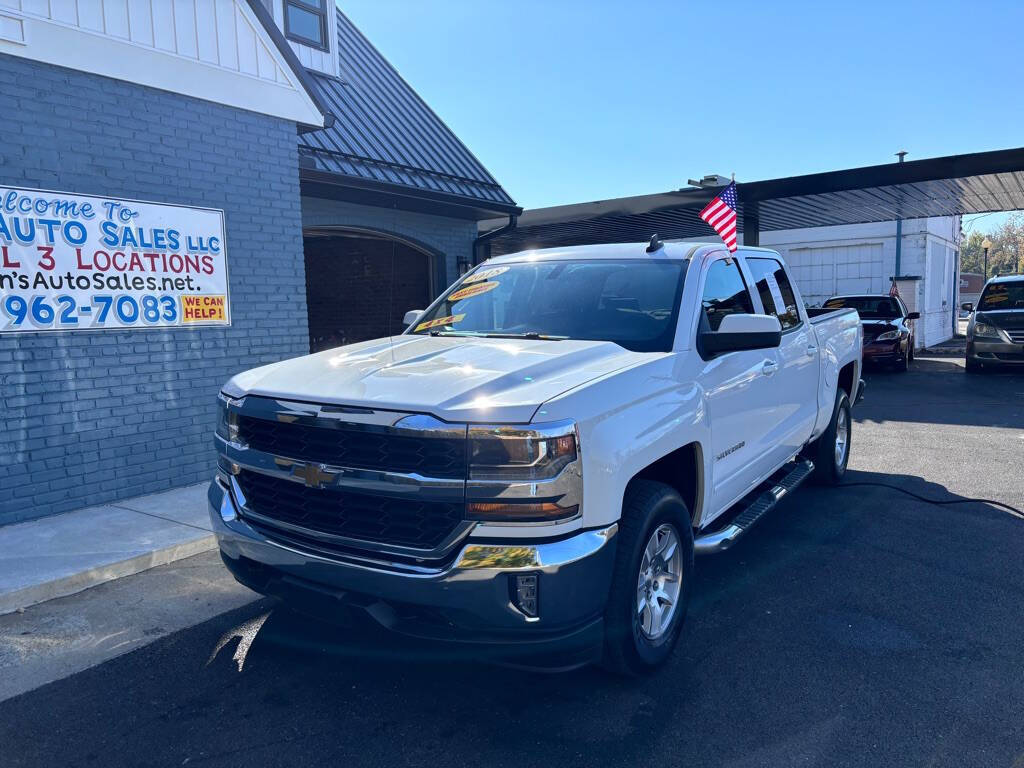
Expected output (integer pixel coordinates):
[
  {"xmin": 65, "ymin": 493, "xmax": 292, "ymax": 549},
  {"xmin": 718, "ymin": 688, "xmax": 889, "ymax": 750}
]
[
  {"xmin": 700, "ymin": 258, "xmax": 755, "ymax": 331},
  {"xmin": 747, "ymin": 257, "xmax": 801, "ymax": 330}
]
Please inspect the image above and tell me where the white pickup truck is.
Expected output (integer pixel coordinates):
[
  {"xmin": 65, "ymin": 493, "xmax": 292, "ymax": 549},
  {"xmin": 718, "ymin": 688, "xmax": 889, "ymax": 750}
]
[{"xmin": 210, "ymin": 241, "xmax": 862, "ymax": 673}]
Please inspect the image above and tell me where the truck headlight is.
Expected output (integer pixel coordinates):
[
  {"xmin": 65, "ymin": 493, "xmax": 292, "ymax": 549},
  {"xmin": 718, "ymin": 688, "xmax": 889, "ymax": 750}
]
[
  {"xmin": 216, "ymin": 392, "xmax": 244, "ymax": 444},
  {"xmin": 466, "ymin": 421, "xmax": 581, "ymax": 523},
  {"xmin": 468, "ymin": 424, "xmax": 577, "ymax": 480},
  {"xmin": 875, "ymin": 329, "xmax": 900, "ymax": 341}
]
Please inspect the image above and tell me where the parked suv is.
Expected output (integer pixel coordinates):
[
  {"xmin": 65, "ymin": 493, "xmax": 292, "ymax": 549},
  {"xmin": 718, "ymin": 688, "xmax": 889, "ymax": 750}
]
[
  {"xmin": 211, "ymin": 242, "xmax": 863, "ymax": 673},
  {"xmin": 964, "ymin": 275, "xmax": 1024, "ymax": 372},
  {"xmin": 822, "ymin": 294, "xmax": 919, "ymax": 371}
]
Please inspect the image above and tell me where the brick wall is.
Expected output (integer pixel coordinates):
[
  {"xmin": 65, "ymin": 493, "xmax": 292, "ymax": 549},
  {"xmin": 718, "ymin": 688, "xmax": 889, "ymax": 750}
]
[
  {"xmin": 0, "ymin": 54, "xmax": 309, "ymax": 524},
  {"xmin": 304, "ymin": 236, "xmax": 433, "ymax": 350}
]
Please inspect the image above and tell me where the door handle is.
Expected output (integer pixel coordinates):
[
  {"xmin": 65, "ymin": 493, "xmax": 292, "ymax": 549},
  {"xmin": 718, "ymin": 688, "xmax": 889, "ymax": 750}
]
[
  {"xmin": 806, "ymin": 345, "xmax": 817, "ymax": 357},
  {"xmin": 761, "ymin": 360, "xmax": 778, "ymax": 376}
]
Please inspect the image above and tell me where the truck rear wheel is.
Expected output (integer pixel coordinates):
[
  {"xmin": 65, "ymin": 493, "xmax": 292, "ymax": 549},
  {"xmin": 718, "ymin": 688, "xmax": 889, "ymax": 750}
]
[
  {"xmin": 809, "ymin": 390, "xmax": 851, "ymax": 485},
  {"xmin": 602, "ymin": 480, "xmax": 693, "ymax": 675}
]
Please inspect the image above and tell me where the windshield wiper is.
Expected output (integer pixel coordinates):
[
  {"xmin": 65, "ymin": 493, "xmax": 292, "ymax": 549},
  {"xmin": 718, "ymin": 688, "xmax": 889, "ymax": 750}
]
[
  {"xmin": 428, "ymin": 330, "xmax": 567, "ymax": 340},
  {"xmin": 477, "ymin": 331, "xmax": 568, "ymax": 341}
]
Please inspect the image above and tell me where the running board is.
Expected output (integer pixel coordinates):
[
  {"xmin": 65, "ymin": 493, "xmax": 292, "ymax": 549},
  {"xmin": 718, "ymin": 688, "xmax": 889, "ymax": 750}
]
[{"xmin": 693, "ymin": 459, "xmax": 815, "ymax": 555}]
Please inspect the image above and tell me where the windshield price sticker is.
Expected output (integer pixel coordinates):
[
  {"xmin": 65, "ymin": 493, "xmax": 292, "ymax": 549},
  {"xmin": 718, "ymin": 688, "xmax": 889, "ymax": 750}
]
[
  {"xmin": 416, "ymin": 313, "xmax": 466, "ymax": 332},
  {"xmin": 462, "ymin": 265, "xmax": 509, "ymax": 285},
  {"xmin": 0, "ymin": 186, "xmax": 229, "ymax": 333},
  {"xmin": 449, "ymin": 281, "xmax": 499, "ymax": 302}
]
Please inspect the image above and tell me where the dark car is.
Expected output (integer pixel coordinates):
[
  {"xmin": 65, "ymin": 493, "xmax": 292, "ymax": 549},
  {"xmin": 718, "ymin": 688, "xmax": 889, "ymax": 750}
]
[
  {"xmin": 964, "ymin": 275, "xmax": 1024, "ymax": 372},
  {"xmin": 822, "ymin": 294, "xmax": 919, "ymax": 371}
]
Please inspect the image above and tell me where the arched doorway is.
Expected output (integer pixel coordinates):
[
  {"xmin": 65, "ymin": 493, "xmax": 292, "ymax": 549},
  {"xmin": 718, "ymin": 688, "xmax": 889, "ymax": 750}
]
[{"xmin": 302, "ymin": 229, "xmax": 437, "ymax": 353}]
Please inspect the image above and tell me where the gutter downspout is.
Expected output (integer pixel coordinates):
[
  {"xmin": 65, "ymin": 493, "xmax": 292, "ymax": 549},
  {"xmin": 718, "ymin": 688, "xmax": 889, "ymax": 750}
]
[{"xmin": 472, "ymin": 214, "xmax": 517, "ymax": 267}]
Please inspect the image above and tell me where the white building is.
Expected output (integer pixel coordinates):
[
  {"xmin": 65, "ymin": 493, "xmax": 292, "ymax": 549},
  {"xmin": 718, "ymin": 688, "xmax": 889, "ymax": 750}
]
[{"xmin": 757, "ymin": 217, "xmax": 961, "ymax": 348}]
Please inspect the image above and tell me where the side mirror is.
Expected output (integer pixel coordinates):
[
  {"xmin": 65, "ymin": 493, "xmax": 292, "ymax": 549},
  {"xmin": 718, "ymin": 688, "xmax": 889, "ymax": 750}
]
[
  {"xmin": 961, "ymin": 302, "xmax": 973, "ymax": 312},
  {"xmin": 906, "ymin": 311, "xmax": 920, "ymax": 320},
  {"xmin": 402, "ymin": 309, "xmax": 423, "ymax": 328},
  {"xmin": 699, "ymin": 313, "xmax": 782, "ymax": 357}
]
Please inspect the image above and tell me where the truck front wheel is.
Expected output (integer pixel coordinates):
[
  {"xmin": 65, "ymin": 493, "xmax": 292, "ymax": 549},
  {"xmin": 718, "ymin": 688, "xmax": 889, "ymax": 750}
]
[{"xmin": 602, "ymin": 480, "xmax": 694, "ymax": 675}]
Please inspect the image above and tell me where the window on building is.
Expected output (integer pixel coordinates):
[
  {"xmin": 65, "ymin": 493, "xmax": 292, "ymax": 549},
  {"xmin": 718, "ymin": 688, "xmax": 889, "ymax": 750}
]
[
  {"xmin": 285, "ymin": 0, "xmax": 329, "ymax": 51},
  {"xmin": 747, "ymin": 257, "xmax": 801, "ymax": 330},
  {"xmin": 701, "ymin": 258, "xmax": 754, "ymax": 331}
]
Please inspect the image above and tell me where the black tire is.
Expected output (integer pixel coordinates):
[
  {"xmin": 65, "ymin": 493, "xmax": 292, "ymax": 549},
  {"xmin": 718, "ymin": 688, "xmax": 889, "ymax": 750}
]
[
  {"xmin": 896, "ymin": 347, "xmax": 910, "ymax": 372},
  {"xmin": 808, "ymin": 390, "xmax": 851, "ymax": 485},
  {"xmin": 602, "ymin": 480, "xmax": 694, "ymax": 676}
]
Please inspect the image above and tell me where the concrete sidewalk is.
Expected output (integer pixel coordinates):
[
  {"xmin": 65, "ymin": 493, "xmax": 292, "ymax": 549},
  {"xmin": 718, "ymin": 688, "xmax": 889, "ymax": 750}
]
[{"xmin": 0, "ymin": 483, "xmax": 216, "ymax": 615}]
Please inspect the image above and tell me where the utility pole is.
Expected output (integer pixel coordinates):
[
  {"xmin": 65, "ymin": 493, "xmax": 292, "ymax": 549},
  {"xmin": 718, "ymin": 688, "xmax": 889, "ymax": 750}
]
[{"xmin": 894, "ymin": 151, "xmax": 908, "ymax": 280}]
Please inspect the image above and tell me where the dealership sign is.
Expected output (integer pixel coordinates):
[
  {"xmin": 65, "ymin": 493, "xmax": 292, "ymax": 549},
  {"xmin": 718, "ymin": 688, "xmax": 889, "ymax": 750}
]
[{"xmin": 0, "ymin": 186, "xmax": 229, "ymax": 333}]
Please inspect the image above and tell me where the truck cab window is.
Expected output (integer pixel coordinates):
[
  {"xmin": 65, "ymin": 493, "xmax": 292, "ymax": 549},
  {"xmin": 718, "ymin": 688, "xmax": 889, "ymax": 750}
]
[
  {"xmin": 701, "ymin": 258, "xmax": 754, "ymax": 331},
  {"xmin": 748, "ymin": 257, "xmax": 801, "ymax": 330}
]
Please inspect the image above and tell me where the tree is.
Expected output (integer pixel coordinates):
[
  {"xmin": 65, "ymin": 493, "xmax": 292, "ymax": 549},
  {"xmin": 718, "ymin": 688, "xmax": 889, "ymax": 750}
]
[
  {"xmin": 960, "ymin": 213, "xmax": 1024, "ymax": 278},
  {"xmin": 960, "ymin": 231, "xmax": 987, "ymax": 275},
  {"xmin": 990, "ymin": 214, "xmax": 1024, "ymax": 276}
]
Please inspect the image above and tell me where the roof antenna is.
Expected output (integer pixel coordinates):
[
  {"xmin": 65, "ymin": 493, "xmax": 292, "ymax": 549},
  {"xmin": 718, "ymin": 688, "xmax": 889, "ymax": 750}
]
[{"xmin": 646, "ymin": 234, "xmax": 663, "ymax": 253}]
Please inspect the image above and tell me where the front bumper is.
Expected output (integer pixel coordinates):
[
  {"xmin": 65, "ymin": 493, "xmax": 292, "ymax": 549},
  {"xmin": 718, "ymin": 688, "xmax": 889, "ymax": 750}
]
[
  {"xmin": 209, "ymin": 480, "xmax": 616, "ymax": 663},
  {"xmin": 967, "ymin": 338, "xmax": 1024, "ymax": 365},
  {"xmin": 862, "ymin": 340, "xmax": 905, "ymax": 363}
]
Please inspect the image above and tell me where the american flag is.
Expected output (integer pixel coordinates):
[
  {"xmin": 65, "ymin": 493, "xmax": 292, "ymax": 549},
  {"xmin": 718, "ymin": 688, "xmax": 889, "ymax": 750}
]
[
  {"xmin": 889, "ymin": 280, "xmax": 900, "ymax": 298},
  {"xmin": 699, "ymin": 181, "xmax": 739, "ymax": 252}
]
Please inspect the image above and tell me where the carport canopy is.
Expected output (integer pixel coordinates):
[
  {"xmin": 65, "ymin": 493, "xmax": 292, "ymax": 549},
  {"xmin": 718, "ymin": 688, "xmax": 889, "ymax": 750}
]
[{"xmin": 481, "ymin": 146, "xmax": 1024, "ymax": 257}]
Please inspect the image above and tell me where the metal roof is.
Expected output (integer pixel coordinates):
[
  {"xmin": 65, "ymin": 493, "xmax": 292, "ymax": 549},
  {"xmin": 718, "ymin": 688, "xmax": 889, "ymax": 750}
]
[
  {"xmin": 482, "ymin": 147, "xmax": 1024, "ymax": 255},
  {"xmin": 298, "ymin": 9, "xmax": 518, "ymax": 218}
]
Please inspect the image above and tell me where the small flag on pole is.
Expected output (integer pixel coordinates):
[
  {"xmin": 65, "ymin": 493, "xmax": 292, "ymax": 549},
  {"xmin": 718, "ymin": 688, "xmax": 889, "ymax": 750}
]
[
  {"xmin": 699, "ymin": 181, "xmax": 739, "ymax": 252},
  {"xmin": 889, "ymin": 280, "xmax": 900, "ymax": 298}
]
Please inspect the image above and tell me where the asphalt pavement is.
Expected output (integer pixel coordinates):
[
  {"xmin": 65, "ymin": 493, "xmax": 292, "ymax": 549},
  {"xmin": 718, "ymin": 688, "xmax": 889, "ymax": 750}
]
[{"xmin": 2, "ymin": 358, "xmax": 1023, "ymax": 768}]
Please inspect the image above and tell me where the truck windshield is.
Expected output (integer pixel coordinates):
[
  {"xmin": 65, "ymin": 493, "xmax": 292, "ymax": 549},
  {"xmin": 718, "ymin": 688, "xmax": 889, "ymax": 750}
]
[
  {"xmin": 977, "ymin": 281, "xmax": 1024, "ymax": 311},
  {"xmin": 822, "ymin": 295, "xmax": 902, "ymax": 319},
  {"xmin": 408, "ymin": 259, "xmax": 688, "ymax": 352}
]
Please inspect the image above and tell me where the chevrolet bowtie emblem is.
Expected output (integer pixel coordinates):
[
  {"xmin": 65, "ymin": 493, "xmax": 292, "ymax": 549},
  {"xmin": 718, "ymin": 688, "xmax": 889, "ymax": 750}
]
[{"xmin": 295, "ymin": 462, "xmax": 334, "ymax": 489}]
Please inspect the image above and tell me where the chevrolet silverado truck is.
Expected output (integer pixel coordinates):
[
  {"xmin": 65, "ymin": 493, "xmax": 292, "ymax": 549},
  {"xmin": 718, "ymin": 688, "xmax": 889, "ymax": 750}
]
[{"xmin": 210, "ymin": 240, "xmax": 863, "ymax": 674}]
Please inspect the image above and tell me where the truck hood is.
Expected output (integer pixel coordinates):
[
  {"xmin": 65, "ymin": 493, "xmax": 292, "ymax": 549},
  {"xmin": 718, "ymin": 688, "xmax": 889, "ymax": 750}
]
[{"xmin": 227, "ymin": 335, "xmax": 650, "ymax": 423}]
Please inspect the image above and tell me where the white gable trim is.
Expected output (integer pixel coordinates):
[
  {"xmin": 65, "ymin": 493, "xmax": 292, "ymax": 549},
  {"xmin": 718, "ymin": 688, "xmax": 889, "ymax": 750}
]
[{"xmin": 0, "ymin": 2, "xmax": 323, "ymax": 128}]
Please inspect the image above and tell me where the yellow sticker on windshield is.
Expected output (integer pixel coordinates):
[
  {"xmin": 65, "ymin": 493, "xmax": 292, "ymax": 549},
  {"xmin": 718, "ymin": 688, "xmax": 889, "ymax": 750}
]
[
  {"xmin": 416, "ymin": 313, "xmax": 465, "ymax": 331},
  {"xmin": 449, "ymin": 281, "xmax": 499, "ymax": 302},
  {"xmin": 462, "ymin": 265, "xmax": 509, "ymax": 285}
]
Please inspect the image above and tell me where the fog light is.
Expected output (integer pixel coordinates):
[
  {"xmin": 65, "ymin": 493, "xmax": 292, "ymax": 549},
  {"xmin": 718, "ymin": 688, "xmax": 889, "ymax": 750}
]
[{"xmin": 512, "ymin": 573, "xmax": 539, "ymax": 618}]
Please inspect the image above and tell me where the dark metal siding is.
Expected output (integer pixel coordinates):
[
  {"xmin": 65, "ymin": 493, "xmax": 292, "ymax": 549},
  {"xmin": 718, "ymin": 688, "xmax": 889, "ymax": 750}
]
[
  {"xmin": 298, "ymin": 9, "xmax": 516, "ymax": 212},
  {"xmin": 485, "ymin": 149, "xmax": 1024, "ymax": 256}
]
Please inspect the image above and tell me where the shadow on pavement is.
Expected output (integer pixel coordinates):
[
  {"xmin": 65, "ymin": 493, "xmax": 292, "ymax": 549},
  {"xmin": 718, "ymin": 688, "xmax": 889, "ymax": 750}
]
[
  {"xmin": 1, "ymin": 468, "xmax": 1022, "ymax": 768},
  {"xmin": 857, "ymin": 357, "xmax": 1024, "ymax": 429}
]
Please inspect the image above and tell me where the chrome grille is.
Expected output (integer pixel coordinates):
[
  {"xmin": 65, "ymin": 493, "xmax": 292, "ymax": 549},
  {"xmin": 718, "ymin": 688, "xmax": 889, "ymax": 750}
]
[
  {"xmin": 237, "ymin": 414, "xmax": 466, "ymax": 478},
  {"xmin": 1006, "ymin": 329, "xmax": 1024, "ymax": 344},
  {"xmin": 221, "ymin": 397, "xmax": 469, "ymax": 557},
  {"xmin": 235, "ymin": 470, "xmax": 463, "ymax": 550}
]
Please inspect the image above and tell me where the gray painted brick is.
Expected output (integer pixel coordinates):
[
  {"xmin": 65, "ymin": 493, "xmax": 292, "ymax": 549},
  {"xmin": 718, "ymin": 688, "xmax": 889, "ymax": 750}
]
[{"xmin": 0, "ymin": 54, "xmax": 308, "ymax": 524}]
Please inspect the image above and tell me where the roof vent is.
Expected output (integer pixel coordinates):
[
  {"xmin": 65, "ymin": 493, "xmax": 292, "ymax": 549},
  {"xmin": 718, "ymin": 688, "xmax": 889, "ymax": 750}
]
[{"xmin": 646, "ymin": 234, "xmax": 663, "ymax": 253}]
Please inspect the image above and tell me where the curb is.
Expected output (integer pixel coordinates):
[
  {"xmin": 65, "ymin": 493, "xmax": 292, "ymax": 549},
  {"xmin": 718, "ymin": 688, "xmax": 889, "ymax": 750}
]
[
  {"xmin": 918, "ymin": 349, "xmax": 966, "ymax": 358},
  {"xmin": 0, "ymin": 533, "xmax": 216, "ymax": 616}
]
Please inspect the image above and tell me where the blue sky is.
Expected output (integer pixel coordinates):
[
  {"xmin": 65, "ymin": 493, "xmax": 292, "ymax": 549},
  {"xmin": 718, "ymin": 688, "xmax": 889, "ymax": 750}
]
[{"xmin": 342, "ymin": 1, "xmax": 1023, "ymax": 232}]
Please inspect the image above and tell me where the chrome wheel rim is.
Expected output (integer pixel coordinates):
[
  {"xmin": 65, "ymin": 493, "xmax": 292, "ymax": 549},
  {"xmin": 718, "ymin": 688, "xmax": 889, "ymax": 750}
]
[
  {"xmin": 636, "ymin": 524, "xmax": 683, "ymax": 640},
  {"xmin": 834, "ymin": 406, "xmax": 849, "ymax": 468}
]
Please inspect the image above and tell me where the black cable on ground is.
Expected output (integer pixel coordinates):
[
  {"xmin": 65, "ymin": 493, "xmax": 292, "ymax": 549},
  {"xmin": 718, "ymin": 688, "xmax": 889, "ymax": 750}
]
[{"xmin": 840, "ymin": 481, "xmax": 1024, "ymax": 518}]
